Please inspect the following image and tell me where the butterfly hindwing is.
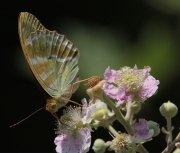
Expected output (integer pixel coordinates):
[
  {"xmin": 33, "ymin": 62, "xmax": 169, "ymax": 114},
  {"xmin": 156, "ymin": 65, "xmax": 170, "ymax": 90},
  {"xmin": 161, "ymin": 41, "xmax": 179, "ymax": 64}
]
[{"xmin": 25, "ymin": 30, "xmax": 79, "ymax": 98}]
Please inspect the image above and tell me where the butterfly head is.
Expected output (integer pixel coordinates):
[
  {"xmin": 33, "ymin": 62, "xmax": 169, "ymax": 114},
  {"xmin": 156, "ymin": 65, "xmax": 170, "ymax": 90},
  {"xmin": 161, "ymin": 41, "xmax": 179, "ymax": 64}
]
[
  {"xmin": 46, "ymin": 97, "xmax": 67, "ymax": 113},
  {"xmin": 46, "ymin": 98, "xmax": 57, "ymax": 113}
]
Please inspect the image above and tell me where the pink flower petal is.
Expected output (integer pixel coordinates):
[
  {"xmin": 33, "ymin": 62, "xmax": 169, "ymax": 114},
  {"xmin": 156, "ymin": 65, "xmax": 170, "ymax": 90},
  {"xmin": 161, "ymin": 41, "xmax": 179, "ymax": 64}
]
[
  {"xmin": 104, "ymin": 67, "xmax": 117, "ymax": 83},
  {"xmin": 103, "ymin": 83, "xmax": 133, "ymax": 104},
  {"xmin": 103, "ymin": 83, "xmax": 119, "ymax": 99},
  {"xmin": 82, "ymin": 104, "xmax": 96, "ymax": 124},
  {"xmin": 75, "ymin": 128, "xmax": 91, "ymax": 153},
  {"xmin": 116, "ymin": 88, "xmax": 133, "ymax": 104},
  {"xmin": 81, "ymin": 98, "xmax": 88, "ymax": 117},
  {"xmin": 81, "ymin": 98, "xmax": 88, "ymax": 107},
  {"xmin": 55, "ymin": 128, "xmax": 91, "ymax": 153},
  {"xmin": 136, "ymin": 65, "xmax": 150, "ymax": 79},
  {"xmin": 139, "ymin": 76, "xmax": 159, "ymax": 98},
  {"xmin": 133, "ymin": 64, "xmax": 138, "ymax": 70},
  {"xmin": 132, "ymin": 119, "xmax": 154, "ymax": 143}
]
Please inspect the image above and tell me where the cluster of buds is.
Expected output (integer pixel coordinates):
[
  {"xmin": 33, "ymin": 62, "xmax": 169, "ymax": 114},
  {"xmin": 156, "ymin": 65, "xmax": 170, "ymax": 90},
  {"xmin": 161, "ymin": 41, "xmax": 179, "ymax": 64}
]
[{"xmin": 54, "ymin": 65, "xmax": 179, "ymax": 153}]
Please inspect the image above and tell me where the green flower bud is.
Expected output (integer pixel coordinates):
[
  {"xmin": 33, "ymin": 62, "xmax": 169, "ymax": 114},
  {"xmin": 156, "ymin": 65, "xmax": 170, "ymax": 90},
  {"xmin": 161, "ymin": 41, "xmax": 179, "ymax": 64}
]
[
  {"xmin": 147, "ymin": 121, "xmax": 160, "ymax": 137},
  {"xmin": 92, "ymin": 100, "xmax": 112, "ymax": 120},
  {"xmin": 92, "ymin": 139, "xmax": 106, "ymax": 153},
  {"xmin": 159, "ymin": 101, "xmax": 178, "ymax": 118},
  {"xmin": 132, "ymin": 103, "xmax": 141, "ymax": 114},
  {"xmin": 173, "ymin": 148, "xmax": 180, "ymax": 153},
  {"xmin": 92, "ymin": 108, "xmax": 109, "ymax": 120}
]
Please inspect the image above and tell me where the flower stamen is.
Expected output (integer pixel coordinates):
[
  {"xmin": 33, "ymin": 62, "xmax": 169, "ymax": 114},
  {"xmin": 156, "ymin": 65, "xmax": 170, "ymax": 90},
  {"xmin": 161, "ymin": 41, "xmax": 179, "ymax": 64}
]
[{"xmin": 115, "ymin": 67, "xmax": 145, "ymax": 92}]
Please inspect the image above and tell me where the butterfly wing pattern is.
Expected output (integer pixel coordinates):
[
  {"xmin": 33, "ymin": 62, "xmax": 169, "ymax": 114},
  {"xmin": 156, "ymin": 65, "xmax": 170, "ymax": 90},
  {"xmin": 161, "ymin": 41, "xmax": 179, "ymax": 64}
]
[{"xmin": 18, "ymin": 12, "xmax": 80, "ymax": 113}]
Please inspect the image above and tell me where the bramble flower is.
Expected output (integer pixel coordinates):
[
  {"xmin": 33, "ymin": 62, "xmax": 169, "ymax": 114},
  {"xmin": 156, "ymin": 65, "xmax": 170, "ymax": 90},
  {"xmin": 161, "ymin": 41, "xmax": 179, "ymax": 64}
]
[
  {"xmin": 54, "ymin": 128, "xmax": 91, "ymax": 153},
  {"xmin": 103, "ymin": 65, "xmax": 159, "ymax": 104},
  {"xmin": 109, "ymin": 133, "xmax": 136, "ymax": 153},
  {"xmin": 132, "ymin": 119, "xmax": 154, "ymax": 143},
  {"xmin": 54, "ymin": 100, "xmax": 96, "ymax": 153}
]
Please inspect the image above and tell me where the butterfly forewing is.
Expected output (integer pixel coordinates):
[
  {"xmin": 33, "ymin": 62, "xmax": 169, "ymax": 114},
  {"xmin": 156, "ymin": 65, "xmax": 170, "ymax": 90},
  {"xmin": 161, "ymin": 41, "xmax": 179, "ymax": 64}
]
[
  {"xmin": 18, "ymin": 12, "xmax": 46, "ymax": 52},
  {"xmin": 19, "ymin": 12, "xmax": 80, "ymax": 113}
]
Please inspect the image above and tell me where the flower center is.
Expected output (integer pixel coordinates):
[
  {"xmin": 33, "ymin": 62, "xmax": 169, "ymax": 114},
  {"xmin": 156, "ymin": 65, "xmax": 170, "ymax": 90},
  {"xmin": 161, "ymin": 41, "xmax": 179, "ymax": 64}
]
[
  {"xmin": 56, "ymin": 106, "xmax": 82, "ymax": 135},
  {"xmin": 114, "ymin": 134, "xmax": 128, "ymax": 148},
  {"xmin": 110, "ymin": 133, "xmax": 135, "ymax": 153},
  {"xmin": 115, "ymin": 67, "xmax": 145, "ymax": 92}
]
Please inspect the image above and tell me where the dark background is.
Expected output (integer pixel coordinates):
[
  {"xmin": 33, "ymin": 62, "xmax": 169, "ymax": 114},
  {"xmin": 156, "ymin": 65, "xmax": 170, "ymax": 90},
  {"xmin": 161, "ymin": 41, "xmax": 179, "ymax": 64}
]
[{"xmin": 1, "ymin": 0, "xmax": 180, "ymax": 152}]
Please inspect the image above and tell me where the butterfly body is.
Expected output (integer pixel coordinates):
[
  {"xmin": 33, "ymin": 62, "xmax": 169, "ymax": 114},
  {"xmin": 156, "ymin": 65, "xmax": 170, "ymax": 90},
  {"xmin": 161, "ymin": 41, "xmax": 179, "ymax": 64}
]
[
  {"xmin": 18, "ymin": 12, "xmax": 80, "ymax": 113},
  {"xmin": 46, "ymin": 97, "xmax": 66, "ymax": 113}
]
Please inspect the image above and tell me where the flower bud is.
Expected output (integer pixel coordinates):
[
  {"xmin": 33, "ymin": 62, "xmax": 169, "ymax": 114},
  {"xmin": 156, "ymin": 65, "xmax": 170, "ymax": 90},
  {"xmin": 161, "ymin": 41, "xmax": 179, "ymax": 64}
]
[
  {"xmin": 147, "ymin": 121, "xmax": 160, "ymax": 137},
  {"xmin": 86, "ymin": 78, "xmax": 106, "ymax": 102},
  {"xmin": 132, "ymin": 103, "xmax": 141, "ymax": 114},
  {"xmin": 92, "ymin": 139, "xmax": 106, "ymax": 153},
  {"xmin": 92, "ymin": 100, "xmax": 112, "ymax": 120},
  {"xmin": 159, "ymin": 101, "xmax": 178, "ymax": 118},
  {"xmin": 173, "ymin": 148, "xmax": 180, "ymax": 153},
  {"xmin": 175, "ymin": 142, "xmax": 180, "ymax": 149},
  {"xmin": 92, "ymin": 108, "xmax": 109, "ymax": 120}
]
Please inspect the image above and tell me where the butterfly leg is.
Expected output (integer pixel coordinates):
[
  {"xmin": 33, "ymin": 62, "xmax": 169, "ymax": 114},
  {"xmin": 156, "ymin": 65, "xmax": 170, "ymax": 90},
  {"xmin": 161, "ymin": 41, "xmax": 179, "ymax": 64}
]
[
  {"xmin": 63, "ymin": 76, "xmax": 101, "ymax": 107},
  {"xmin": 69, "ymin": 77, "xmax": 95, "ymax": 97},
  {"xmin": 51, "ymin": 112, "xmax": 60, "ymax": 121},
  {"xmin": 61, "ymin": 97, "xmax": 83, "ymax": 107}
]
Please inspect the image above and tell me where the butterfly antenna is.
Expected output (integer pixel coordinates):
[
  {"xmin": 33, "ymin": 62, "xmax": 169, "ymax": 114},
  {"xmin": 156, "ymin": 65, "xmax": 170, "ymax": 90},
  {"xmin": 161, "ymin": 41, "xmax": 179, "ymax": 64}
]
[{"xmin": 9, "ymin": 107, "xmax": 45, "ymax": 128}]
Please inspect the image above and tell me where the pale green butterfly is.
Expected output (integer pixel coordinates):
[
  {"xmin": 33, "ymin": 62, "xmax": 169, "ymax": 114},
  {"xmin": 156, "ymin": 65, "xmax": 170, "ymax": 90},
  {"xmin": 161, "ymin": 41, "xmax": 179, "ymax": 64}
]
[{"xmin": 18, "ymin": 12, "xmax": 80, "ymax": 117}]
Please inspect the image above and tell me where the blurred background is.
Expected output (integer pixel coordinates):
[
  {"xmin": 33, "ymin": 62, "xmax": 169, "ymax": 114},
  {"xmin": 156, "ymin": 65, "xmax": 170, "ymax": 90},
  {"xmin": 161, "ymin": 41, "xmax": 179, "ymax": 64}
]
[{"xmin": 1, "ymin": 0, "xmax": 180, "ymax": 152}]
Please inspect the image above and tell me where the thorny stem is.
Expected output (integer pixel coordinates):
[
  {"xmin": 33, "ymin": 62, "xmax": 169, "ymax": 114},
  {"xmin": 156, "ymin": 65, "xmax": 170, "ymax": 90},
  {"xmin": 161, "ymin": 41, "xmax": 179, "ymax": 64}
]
[{"xmin": 162, "ymin": 132, "xmax": 180, "ymax": 153}]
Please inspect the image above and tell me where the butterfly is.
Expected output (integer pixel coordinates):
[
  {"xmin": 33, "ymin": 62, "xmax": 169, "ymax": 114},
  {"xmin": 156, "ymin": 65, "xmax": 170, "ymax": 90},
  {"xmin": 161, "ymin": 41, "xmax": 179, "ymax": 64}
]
[{"xmin": 18, "ymin": 12, "xmax": 80, "ymax": 116}]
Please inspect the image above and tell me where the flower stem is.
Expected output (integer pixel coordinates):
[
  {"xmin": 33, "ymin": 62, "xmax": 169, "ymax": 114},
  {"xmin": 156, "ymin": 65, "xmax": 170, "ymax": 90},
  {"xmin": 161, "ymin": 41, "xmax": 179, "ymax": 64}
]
[
  {"xmin": 105, "ymin": 124, "xmax": 119, "ymax": 137},
  {"xmin": 125, "ymin": 101, "xmax": 134, "ymax": 122},
  {"xmin": 166, "ymin": 117, "xmax": 172, "ymax": 144},
  {"xmin": 90, "ymin": 114, "xmax": 117, "ymax": 128},
  {"xmin": 162, "ymin": 132, "xmax": 180, "ymax": 153},
  {"xmin": 102, "ymin": 93, "xmax": 133, "ymax": 134},
  {"xmin": 136, "ymin": 144, "xmax": 149, "ymax": 153},
  {"xmin": 103, "ymin": 93, "xmax": 149, "ymax": 153}
]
